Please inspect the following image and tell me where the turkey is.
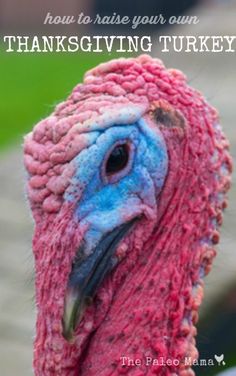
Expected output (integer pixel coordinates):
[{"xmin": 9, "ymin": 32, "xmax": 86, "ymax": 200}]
[{"xmin": 24, "ymin": 55, "xmax": 232, "ymax": 375}]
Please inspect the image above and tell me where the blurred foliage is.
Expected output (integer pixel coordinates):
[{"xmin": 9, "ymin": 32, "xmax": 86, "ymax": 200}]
[{"xmin": 0, "ymin": 51, "xmax": 133, "ymax": 149}]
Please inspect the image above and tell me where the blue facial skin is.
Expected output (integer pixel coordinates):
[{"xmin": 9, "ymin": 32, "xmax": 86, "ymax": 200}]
[{"xmin": 65, "ymin": 117, "xmax": 168, "ymax": 254}]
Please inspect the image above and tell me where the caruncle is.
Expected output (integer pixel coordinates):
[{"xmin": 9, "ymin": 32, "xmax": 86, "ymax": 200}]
[{"xmin": 3, "ymin": 35, "xmax": 152, "ymax": 53}]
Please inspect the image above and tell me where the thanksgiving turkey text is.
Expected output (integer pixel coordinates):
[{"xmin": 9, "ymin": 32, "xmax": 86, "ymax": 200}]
[{"xmin": 1, "ymin": 35, "xmax": 236, "ymax": 53}]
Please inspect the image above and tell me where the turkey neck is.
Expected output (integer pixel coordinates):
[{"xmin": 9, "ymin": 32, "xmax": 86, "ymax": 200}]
[{"xmin": 77, "ymin": 225, "xmax": 199, "ymax": 376}]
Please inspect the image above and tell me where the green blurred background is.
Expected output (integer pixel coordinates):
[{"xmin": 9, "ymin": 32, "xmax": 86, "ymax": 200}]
[{"xmin": 0, "ymin": 52, "xmax": 121, "ymax": 149}]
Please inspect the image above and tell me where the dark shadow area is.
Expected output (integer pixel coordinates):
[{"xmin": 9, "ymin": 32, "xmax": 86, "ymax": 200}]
[{"xmin": 195, "ymin": 283, "xmax": 236, "ymax": 375}]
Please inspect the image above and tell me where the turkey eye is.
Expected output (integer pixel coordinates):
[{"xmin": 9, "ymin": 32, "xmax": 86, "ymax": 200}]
[{"xmin": 106, "ymin": 144, "xmax": 129, "ymax": 175}]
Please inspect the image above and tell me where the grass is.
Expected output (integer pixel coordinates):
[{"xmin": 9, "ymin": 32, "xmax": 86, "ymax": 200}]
[{"xmin": 0, "ymin": 51, "xmax": 133, "ymax": 150}]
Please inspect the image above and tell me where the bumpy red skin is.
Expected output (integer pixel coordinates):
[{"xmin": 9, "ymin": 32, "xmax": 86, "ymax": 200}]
[{"xmin": 24, "ymin": 55, "xmax": 232, "ymax": 375}]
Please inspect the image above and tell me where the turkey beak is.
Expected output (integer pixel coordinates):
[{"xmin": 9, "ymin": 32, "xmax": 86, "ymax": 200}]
[{"xmin": 62, "ymin": 218, "xmax": 137, "ymax": 342}]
